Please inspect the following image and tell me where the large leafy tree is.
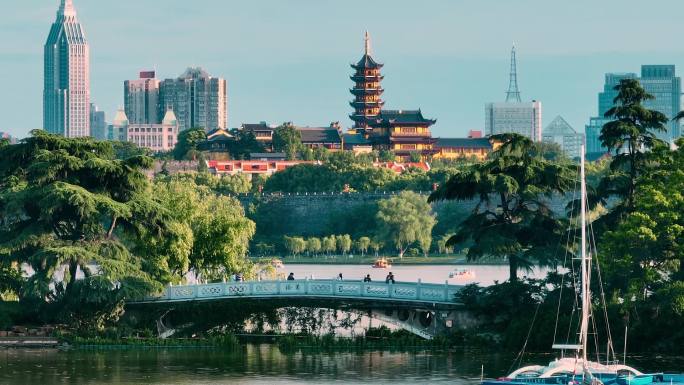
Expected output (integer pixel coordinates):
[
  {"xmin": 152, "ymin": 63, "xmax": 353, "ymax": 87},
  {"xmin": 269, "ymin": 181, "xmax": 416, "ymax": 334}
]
[
  {"xmin": 600, "ymin": 140, "xmax": 684, "ymax": 293},
  {"xmin": 376, "ymin": 191, "xmax": 435, "ymax": 259},
  {"xmin": 227, "ymin": 129, "xmax": 264, "ymax": 160},
  {"xmin": 173, "ymin": 127, "xmax": 207, "ymax": 160},
  {"xmin": 0, "ymin": 131, "xmax": 164, "ymax": 322},
  {"xmin": 429, "ymin": 133, "xmax": 576, "ymax": 281},
  {"xmin": 152, "ymin": 177, "xmax": 256, "ymax": 281},
  {"xmin": 272, "ymin": 123, "xmax": 302, "ymax": 160},
  {"xmin": 599, "ymin": 79, "xmax": 668, "ymax": 211}
]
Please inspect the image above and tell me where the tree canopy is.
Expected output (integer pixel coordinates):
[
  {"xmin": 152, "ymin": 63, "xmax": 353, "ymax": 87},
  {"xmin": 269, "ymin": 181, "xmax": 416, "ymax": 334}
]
[
  {"xmin": 429, "ymin": 133, "xmax": 577, "ymax": 280},
  {"xmin": 376, "ymin": 191, "xmax": 435, "ymax": 258}
]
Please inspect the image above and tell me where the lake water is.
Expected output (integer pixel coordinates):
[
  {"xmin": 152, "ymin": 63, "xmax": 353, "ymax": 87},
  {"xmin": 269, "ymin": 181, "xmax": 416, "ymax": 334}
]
[
  {"xmin": 277, "ymin": 264, "xmax": 545, "ymax": 285},
  {"xmin": 1, "ymin": 346, "xmax": 682, "ymax": 385}
]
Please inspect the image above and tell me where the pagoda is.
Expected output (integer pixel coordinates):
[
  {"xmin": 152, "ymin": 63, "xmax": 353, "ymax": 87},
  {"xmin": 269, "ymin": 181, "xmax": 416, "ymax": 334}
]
[{"xmin": 349, "ymin": 31, "xmax": 384, "ymax": 132}]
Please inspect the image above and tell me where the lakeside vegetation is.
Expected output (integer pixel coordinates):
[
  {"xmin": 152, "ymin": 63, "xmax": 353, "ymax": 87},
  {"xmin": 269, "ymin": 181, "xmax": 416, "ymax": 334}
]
[{"xmin": 1, "ymin": 80, "xmax": 683, "ymax": 353}]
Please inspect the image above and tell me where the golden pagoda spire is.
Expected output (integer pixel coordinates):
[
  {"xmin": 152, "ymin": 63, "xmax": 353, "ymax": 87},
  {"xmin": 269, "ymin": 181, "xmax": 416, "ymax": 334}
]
[{"xmin": 364, "ymin": 30, "xmax": 371, "ymax": 56}]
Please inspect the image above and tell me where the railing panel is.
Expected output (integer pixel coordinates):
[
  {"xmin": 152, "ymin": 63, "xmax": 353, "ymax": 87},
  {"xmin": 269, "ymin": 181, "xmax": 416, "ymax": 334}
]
[
  {"xmin": 279, "ymin": 281, "xmax": 306, "ymax": 295},
  {"xmin": 226, "ymin": 283, "xmax": 251, "ymax": 296},
  {"xmin": 252, "ymin": 282, "xmax": 279, "ymax": 295},
  {"xmin": 391, "ymin": 284, "xmax": 418, "ymax": 299},
  {"xmin": 335, "ymin": 282, "xmax": 362, "ymax": 296},
  {"xmin": 362, "ymin": 284, "xmax": 390, "ymax": 298},
  {"xmin": 197, "ymin": 284, "xmax": 224, "ymax": 298},
  {"xmin": 307, "ymin": 281, "xmax": 334, "ymax": 295},
  {"xmin": 169, "ymin": 286, "xmax": 196, "ymax": 300}
]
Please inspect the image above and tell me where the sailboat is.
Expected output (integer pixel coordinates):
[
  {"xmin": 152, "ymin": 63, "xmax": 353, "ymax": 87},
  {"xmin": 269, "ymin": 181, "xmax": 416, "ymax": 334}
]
[{"xmin": 482, "ymin": 146, "xmax": 674, "ymax": 385}]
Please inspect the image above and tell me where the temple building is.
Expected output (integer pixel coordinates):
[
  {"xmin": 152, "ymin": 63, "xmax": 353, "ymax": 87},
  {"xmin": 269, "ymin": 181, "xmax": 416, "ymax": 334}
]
[{"xmin": 348, "ymin": 33, "xmax": 436, "ymax": 160}]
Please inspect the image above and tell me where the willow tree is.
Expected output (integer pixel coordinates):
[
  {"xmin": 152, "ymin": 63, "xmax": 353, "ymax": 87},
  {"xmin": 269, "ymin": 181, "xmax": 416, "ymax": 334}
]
[
  {"xmin": 376, "ymin": 191, "xmax": 435, "ymax": 259},
  {"xmin": 429, "ymin": 133, "xmax": 576, "ymax": 281},
  {"xmin": 0, "ymin": 131, "xmax": 166, "ymax": 318}
]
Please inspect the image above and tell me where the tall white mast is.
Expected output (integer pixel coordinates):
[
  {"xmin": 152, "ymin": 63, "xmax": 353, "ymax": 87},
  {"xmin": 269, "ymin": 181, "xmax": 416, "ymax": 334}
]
[{"xmin": 579, "ymin": 144, "xmax": 590, "ymax": 363}]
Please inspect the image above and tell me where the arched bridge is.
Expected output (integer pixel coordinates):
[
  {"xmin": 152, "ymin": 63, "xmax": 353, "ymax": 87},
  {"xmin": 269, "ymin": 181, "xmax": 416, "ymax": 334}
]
[{"xmin": 129, "ymin": 279, "xmax": 470, "ymax": 339}]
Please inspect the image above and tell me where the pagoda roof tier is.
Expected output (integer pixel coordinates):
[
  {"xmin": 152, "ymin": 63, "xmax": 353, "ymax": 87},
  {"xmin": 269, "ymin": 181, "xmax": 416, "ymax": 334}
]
[
  {"xmin": 350, "ymin": 74, "xmax": 384, "ymax": 82},
  {"xmin": 349, "ymin": 114, "xmax": 379, "ymax": 122},
  {"xmin": 350, "ymin": 87, "xmax": 384, "ymax": 95},
  {"xmin": 351, "ymin": 54, "xmax": 383, "ymax": 69},
  {"xmin": 370, "ymin": 109, "xmax": 436, "ymax": 126},
  {"xmin": 349, "ymin": 100, "xmax": 384, "ymax": 108}
]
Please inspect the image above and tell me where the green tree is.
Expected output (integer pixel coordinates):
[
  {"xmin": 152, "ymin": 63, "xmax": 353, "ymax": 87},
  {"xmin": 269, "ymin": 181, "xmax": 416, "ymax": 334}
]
[
  {"xmin": 283, "ymin": 236, "xmax": 306, "ymax": 257},
  {"xmin": 429, "ymin": 133, "xmax": 576, "ymax": 281},
  {"xmin": 337, "ymin": 234, "xmax": 352, "ymax": 255},
  {"xmin": 273, "ymin": 123, "xmax": 302, "ymax": 160},
  {"xmin": 409, "ymin": 151, "xmax": 422, "ymax": 163},
  {"xmin": 152, "ymin": 178, "xmax": 255, "ymax": 281},
  {"xmin": 306, "ymin": 237, "xmax": 322, "ymax": 257},
  {"xmin": 0, "ymin": 131, "xmax": 162, "ymax": 327},
  {"xmin": 370, "ymin": 240, "xmax": 383, "ymax": 257},
  {"xmin": 379, "ymin": 150, "xmax": 395, "ymax": 162},
  {"xmin": 376, "ymin": 191, "xmax": 436, "ymax": 259},
  {"xmin": 173, "ymin": 127, "xmax": 207, "ymax": 160},
  {"xmin": 599, "ymin": 79, "xmax": 668, "ymax": 211},
  {"xmin": 322, "ymin": 236, "xmax": 337, "ymax": 256},
  {"xmin": 356, "ymin": 236, "xmax": 371, "ymax": 256},
  {"xmin": 229, "ymin": 129, "xmax": 264, "ymax": 159}
]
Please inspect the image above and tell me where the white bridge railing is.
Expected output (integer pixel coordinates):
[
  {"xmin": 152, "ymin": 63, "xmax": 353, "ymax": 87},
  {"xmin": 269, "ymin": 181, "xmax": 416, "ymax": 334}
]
[{"xmin": 137, "ymin": 279, "xmax": 463, "ymax": 305}]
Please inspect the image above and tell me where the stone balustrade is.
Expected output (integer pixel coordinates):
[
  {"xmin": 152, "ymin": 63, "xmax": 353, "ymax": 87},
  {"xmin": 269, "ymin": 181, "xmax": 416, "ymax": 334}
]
[{"xmin": 136, "ymin": 279, "xmax": 463, "ymax": 306}]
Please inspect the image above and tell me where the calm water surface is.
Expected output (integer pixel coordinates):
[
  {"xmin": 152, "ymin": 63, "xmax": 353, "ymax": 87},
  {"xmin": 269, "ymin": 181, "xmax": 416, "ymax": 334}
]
[{"xmin": 1, "ymin": 346, "xmax": 682, "ymax": 385}]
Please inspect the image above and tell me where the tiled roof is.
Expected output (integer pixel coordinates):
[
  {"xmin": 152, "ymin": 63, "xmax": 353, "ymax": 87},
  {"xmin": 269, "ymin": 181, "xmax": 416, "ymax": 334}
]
[
  {"xmin": 375, "ymin": 109, "xmax": 436, "ymax": 125},
  {"xmin": 353, "ymin": 54, "xmax": 383, "ymax": 69},
  {"xmin": 297, "ymin": 127, "xmax": 342, "ymax": 143},
  {"xmin": 242, "ymin": 123, "xmax": 274, "ymax": 132},
  {"xmin": 343, "ymin": 133, "xmax": 372, "ymax": 146},
  {"xmin": 435, "ymin": 137, "xmax": 492, "ymax": 149}
]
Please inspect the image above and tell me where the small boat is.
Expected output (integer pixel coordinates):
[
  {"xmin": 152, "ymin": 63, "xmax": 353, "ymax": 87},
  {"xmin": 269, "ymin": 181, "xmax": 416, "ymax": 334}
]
[
  {"xmin": 449, "ymin": 268, "xmax": 476, "ymax": 279},
  {"xmin": 270, "ymin": 258, "xmax": 284, "ymax": 269},
  {"xmin": 372, "ymin": 258, "xmax": 392, "ymax": 269}
]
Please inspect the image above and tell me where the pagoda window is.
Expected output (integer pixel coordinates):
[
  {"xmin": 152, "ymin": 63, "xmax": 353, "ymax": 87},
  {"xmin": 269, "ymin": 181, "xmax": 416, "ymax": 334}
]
[
  {"xmin": 401, "ymin": 144, "xmax": 417, "ymax": 150},
  {"xmin": 400, "ymin": 127, "xmax": 417, "ymax": 134}
]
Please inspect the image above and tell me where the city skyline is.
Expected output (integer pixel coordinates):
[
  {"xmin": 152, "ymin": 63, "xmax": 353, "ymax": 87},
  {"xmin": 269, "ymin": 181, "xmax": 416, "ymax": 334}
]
[{"xmin": 4, "ymin": 0, "xmax": 684, "ymax": 139}]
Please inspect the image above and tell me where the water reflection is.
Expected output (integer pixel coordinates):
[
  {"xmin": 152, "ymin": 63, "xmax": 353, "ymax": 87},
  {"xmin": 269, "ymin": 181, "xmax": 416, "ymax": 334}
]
[{"xmin": 2, "ymin": 346, "xmax": 680, "ymax": 385}]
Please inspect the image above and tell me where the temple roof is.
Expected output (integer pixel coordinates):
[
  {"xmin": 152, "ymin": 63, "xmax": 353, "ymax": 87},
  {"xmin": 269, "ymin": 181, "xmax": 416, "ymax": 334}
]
[
  {"xmin": 206, "ymin": 128, "xmax": 234, "ymax": 141},
  {"xmin": 296, "ymin": 127, "xmax": 342, "ymax": 143},
  {"xmin": 374, "ymin": 109, "xmax": 436, "ymax": 125},
  {"xmin": 343, "ymin": 133, "xmax": 372, "ymax": 146},
  {"xmin": 435, "ymin": 137, "xmax": 492, "ymax": 149},
  {"xmin": 242, "ymin": 122, "xmax": 275, "ymax": 132}
]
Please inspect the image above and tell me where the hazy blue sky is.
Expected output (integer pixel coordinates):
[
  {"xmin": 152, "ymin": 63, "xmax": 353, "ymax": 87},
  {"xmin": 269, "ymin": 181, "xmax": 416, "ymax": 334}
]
[{"xmin": 2, "ymin": 0, "xmax": 684, "ymax": 139}]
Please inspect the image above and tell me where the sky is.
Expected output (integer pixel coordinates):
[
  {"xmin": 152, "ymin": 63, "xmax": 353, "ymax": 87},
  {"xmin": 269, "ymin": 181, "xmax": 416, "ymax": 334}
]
[{"xmin": 2, "ymin": 0, "xmax": 684, "ymax": 139}]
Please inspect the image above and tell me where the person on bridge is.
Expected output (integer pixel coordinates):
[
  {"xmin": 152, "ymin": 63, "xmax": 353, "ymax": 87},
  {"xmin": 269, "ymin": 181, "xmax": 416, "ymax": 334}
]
[
  {"xmin": 385, "ymin": 272, "xmax": 395, "ymax": 284},
  {"xmin": 337, "ymin": 273, "xmax": 343, "ymax": 281},
  {"xmin": 287, "ymin": 272, "xmax": 295, "ymax": 280},
  {"xmin": 363, "ymin": 274, "xmax": 372, "ymax": 282}
]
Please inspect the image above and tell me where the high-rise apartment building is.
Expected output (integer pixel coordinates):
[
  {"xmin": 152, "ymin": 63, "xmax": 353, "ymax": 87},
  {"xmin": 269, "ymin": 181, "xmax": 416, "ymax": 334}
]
[
  {"xmin": 43, "ymin": 0, "xmax": 90, "ymax": 137},
  {"xmin": 585, "ymin": 66, "xmax": 681, "ymax": 155},
  {"xmin": 124, "ymin": 71, "xmax": 160, "ymax": 125},
  {"xmin": 159, "ymin": 68, "xmax": 227, "ymax": 132},
  {"xmin": 484, "ymin": 46, "xmax": 542, "ymax": 141}
]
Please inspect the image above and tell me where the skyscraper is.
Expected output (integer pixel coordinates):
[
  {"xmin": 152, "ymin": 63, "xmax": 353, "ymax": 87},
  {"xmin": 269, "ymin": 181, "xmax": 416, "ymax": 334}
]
[
  {"xmin": 43, "ymin": 0, "xmax": 90, "ymax": 137},
  {"xmin": 484, "ymin": 45, "xmax": 542, "ymax": 141},
  {"xmin": 124, "ymin": 71, "xmax": 160, "ymax": 125},
  {"xmin": 585, "ymin": 66, "xmax": 681, "ymax": 155},
  {"xmin": 159, "ymin": 68, "xmax": 227, "ymax": 132}
]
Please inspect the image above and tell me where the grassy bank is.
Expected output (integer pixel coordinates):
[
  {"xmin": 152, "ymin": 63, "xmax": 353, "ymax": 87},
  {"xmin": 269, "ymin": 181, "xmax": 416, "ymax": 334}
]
[{"xmin": 61, "ymin": 335, "xmax": 241, "ymax": 350}]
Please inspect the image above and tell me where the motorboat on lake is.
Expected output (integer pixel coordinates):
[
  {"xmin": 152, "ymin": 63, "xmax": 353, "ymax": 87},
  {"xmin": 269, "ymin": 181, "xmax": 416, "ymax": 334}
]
[
  {"xmin": 449, "ymin": 268, "xmax": 476, "ymax": 279},
  {"xmin": 372, "ymin": 258, "xmax": 392, "ymax": 269}
]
